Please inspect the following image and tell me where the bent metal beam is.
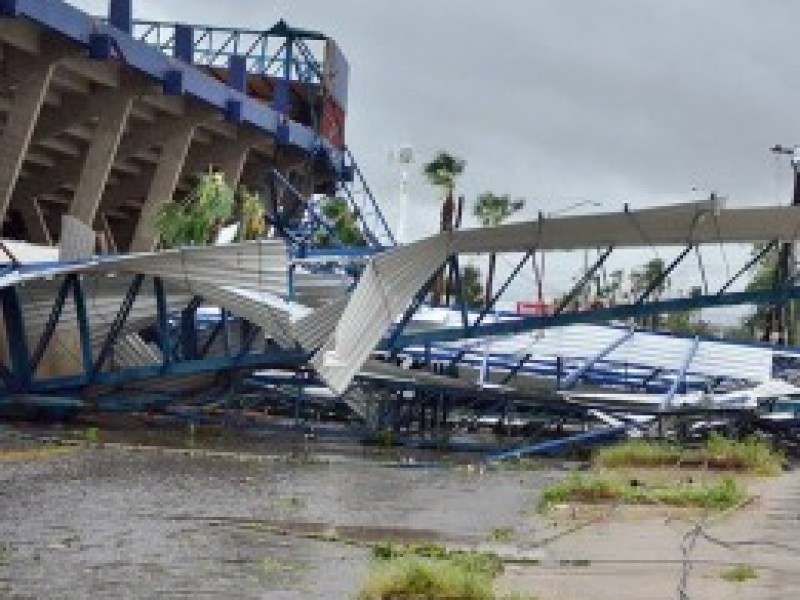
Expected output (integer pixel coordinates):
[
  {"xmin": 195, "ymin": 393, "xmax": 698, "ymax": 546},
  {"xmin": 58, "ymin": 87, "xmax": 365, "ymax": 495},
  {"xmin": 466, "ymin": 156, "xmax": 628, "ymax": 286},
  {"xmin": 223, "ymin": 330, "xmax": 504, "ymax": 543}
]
[{"xmin": 312, "ymin": 199, "xmax": 800, "ymax": 394}]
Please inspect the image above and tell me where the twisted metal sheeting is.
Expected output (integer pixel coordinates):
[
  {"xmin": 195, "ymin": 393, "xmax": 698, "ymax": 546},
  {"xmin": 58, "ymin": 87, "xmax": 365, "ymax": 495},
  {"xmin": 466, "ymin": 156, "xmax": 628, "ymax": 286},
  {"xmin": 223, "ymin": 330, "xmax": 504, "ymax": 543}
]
[{"xmin": 313, "ymin": 200, "xmax": 800, "ymax": 393}]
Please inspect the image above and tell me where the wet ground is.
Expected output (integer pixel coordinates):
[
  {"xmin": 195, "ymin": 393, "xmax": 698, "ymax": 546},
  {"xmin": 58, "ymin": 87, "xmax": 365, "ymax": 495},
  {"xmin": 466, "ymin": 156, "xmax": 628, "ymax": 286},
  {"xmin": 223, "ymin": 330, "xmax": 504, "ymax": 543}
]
[{"xmin": 0, "ymin": 425, "xmax": 556, "ymax": 599}]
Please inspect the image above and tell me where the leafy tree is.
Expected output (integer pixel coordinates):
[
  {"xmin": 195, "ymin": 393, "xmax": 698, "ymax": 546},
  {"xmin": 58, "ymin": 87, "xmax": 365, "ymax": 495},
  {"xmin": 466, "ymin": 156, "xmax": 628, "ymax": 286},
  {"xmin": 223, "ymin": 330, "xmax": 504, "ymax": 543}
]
[
  {"xmin": 315, "ymin": 197, "xmax": 367, "ymax": 248},
  {"xmin": 472, "ymin": 192, "xmax": 525, "ymax": 308},
  {"xmin": 424, "ymin": 152, "xmax": 465, "ymax": 305},
  {"xmin": 455, "ymin": 264, "xmax": 484, "ymax": 308},
  {"xmin": 235, "ymin": 187, "xmax": 266, "ymax": 242},
  {"xmin": 155, "ymin": 172, "xmax": 270, "ymax": 249}
]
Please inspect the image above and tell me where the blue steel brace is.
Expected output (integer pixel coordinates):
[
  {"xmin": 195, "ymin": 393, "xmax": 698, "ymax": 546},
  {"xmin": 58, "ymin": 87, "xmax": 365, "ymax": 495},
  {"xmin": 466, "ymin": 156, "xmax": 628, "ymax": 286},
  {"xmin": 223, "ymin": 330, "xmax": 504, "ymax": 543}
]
[
  {"xmin": 29, "ymin": 275, "xmax": 74, "ymax": 374},
  {"xmin": 717, "ymin": 240, "xmax": 778, "ymax": 296},
  {"xmin": 199, "ymin": 318, "xmax": 224, "ymax": 358},
  {"xmin": 449, "ymin": 250, "xmax": 534, "ymax": 367},
  {"xmin": 0, "ymin": 286, "xmax": 30, "ymax": 390},
  {"xmin": 91, "ymin": 274, "xmax": 145, "ymax": 379},
  {"xmin": 501, "ymin": 246, "xmax": 614, "ymax": 384},
  {"xmin": 560, "ymin": 327, "xmax": 635, "ymax": 390},
  {"xmin": 634, "ymin": 245, "xmax": 693, "ymax": 305}
]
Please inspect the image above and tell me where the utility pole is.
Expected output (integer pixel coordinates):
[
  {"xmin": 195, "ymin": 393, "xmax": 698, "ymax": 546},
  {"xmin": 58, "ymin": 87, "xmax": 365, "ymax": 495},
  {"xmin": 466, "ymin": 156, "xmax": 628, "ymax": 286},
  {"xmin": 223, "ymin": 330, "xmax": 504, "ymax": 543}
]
[{"xmin": 768, "ymin": 145, "xmax": 800, "ymax": 345}]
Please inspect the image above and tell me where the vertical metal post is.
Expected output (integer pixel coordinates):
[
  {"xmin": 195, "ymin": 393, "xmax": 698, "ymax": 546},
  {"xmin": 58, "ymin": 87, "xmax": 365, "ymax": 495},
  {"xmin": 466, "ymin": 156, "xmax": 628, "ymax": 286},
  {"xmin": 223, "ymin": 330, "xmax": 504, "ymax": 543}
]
[
  {"xmin": 1, "ymin": 287, "xmax": 29, "ymax": 390},
  {"xmin": 174, "ymin": 24, "xmax": 194, "ymax": 63},
  {"xmin": 180, "ymin": 302, "xmax": 198, "ymax": 361},
  {"xmin": 72, "ymin": 275, "xmax": 92, "ymax": 378},
  {"xmin": 108, "ymin": 0, "xmax": 133, "ymax": 34},
  {"xmin": 228, "ymin": 55, "xmax": 248, "ymax": 92},
  {"xmin": 222, "ymin": 309, "xmax": 230, "ymax": 357}
]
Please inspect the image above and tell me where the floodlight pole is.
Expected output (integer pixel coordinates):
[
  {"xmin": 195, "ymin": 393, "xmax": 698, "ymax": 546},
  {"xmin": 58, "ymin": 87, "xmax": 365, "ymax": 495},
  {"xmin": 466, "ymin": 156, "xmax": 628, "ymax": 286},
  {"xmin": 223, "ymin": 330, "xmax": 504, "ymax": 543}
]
[{"xmin": 769, "ymin": 145, "xmax": 800, "ymax": 346}]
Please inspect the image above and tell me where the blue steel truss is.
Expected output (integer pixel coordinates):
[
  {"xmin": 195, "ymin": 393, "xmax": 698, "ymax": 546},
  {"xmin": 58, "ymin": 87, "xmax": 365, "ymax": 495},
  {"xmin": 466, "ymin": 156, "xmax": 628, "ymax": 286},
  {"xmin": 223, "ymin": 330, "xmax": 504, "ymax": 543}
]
[{"xmin": 132, "ymin": 19, "xmax": 326, "ymax": 83}]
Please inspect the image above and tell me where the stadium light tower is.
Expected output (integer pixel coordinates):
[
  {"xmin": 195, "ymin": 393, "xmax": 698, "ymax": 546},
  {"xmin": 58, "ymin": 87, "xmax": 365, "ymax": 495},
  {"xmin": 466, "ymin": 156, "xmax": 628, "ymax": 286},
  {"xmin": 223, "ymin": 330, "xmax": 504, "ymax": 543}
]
[
  {"xmin": 390, "ymin": 145, "xmax": 414, "ymax": 244},
  {"xmin": 769, "ymin": 144, "xmax": 800, "ymax": 345}
]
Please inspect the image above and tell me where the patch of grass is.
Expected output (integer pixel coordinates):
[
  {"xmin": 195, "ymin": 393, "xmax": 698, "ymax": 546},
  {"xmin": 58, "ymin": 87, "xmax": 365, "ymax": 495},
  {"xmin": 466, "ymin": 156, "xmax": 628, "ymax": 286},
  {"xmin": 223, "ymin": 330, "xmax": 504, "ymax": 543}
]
[
  {"xmin": 84, "ymin": 426, "xmax": 101, "ymax": 444},
  {"xmin": 594, "ymin": 435, "xmax": 784, "ymax": 476},
  {"xmin": 0, "ymin": 542, "xmax": 11, "ymax": 564},
  {"xmin": 0, "ymin": 447, "xmax": 75, "ymax": 462},
  {"xmin": 594, "ymin": 439, "xmax": 683, "ymax": 469},
  {"xmin": 720, "ymin": 564, "xmax": 758, "ymax": 583},
  {"xmin": 361, "ymin": 542, "xmax": 537, "ymax": 599},
  {"xmin": 356, "ymin": 555, "xmax": 494, "ymax": 600},
  {"xmin": 490, "ymin": 527, "xmax": 516, "ymax": 542},
  {"xmin": 372, "ymin": 542, "xmax": 504, "ymax": 578},
  {"xmin": 539, "ymin": 474, "xmax": 745, "ymax": 512}
]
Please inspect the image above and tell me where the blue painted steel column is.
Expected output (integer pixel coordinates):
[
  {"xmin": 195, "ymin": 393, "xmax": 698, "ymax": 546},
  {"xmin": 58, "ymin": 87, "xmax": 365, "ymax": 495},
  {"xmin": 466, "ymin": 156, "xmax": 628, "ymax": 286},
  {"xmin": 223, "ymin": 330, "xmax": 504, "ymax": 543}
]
[
  {"xmin": 0, "ymin": 287, "xmax": 29, "ymax": 390},
  {"xmin": 228, "ymin": 55, "xmax": 248, "ymax": 92},
  {"xmin": 273, "ymin": 37, "xmax": 293, "ymax": 117},
  {"xmin": 180, "ymin": 304, "xmax": 198, "ymax": 361},
  {"xmin": 173, "ymin": 24, "xmax": 194, "ymax": 63},
  {"xmin": 108, "ymin": 0, "xmax": 133, "ymax": 34},
  {"xmin": 662, "ymin": 336, "xmax": 700, "ymax": 409},
  {"xmin": 561, "ymin": 327, "xmax": 635, "ymax": 390},
  {"xmin": 72, "ymin": 275, "xmax": 93, "ymax": 379}
]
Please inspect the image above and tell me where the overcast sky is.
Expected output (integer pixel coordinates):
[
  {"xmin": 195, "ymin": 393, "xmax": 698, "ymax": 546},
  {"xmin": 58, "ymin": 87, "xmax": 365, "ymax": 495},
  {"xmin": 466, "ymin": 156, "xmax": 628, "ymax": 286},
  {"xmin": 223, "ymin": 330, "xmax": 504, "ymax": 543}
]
[{"xmin": 73, "ymin": 1, "xmax": 800, "ymax": 314}]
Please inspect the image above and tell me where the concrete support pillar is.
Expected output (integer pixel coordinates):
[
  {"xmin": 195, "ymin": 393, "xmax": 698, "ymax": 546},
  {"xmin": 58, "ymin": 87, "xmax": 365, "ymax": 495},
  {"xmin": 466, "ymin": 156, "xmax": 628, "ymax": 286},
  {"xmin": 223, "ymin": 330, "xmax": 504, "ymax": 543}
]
[
  {"xmin": 0, "ymin": 62, "xmax": 57, "ymax": 225},
  {"xmin": 217, "ymin": 139, "xmax": 251, "ymax": 189},
  {"xmin": 69, "ymin": 91, "xmax": 135, "ymax": 226},
  {"xmin": 129, "ymin": 124, "xmax": 195, "ymax": 252}
]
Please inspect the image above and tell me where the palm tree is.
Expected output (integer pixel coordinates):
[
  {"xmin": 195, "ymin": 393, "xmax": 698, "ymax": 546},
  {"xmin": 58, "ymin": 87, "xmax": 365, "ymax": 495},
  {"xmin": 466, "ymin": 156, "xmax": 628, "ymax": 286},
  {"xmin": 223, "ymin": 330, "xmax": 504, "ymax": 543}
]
[
  {"xmin": 473, "ymin": 192, "xmax": 525, "ymax": 308},
  {"xmin": 424, "ymin": 152, "xmax": 465, "ymax": 305},
  {"xmin": 423, "ymin": 152, "xmax": 466, "ymax": 233}
]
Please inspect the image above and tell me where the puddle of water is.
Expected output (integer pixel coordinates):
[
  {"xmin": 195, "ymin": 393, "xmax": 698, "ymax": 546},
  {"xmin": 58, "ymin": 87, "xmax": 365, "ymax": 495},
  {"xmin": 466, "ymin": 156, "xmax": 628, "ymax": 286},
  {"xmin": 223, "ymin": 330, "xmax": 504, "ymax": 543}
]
[{"xmin": 0, "ymin": 428, "xmax": 555, "ymax": 599}]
